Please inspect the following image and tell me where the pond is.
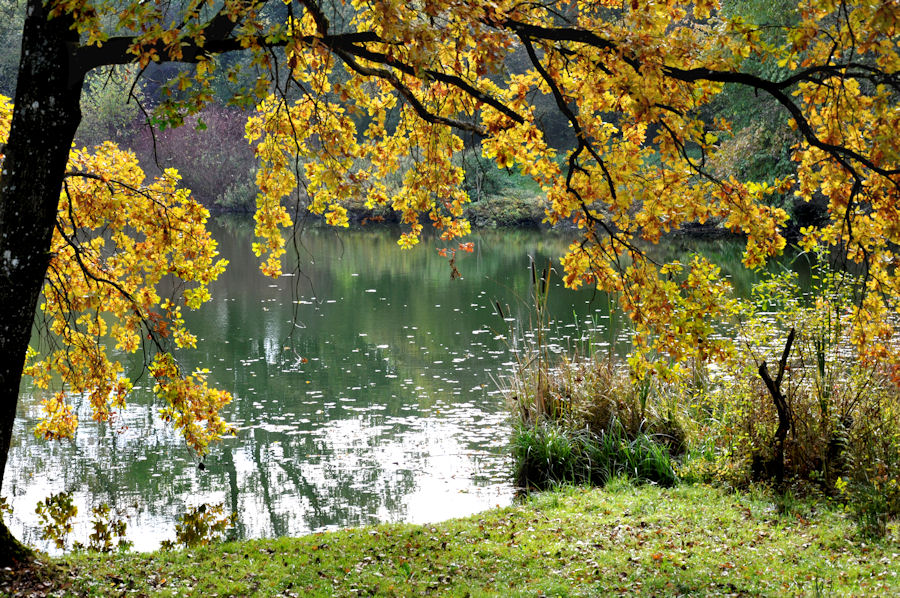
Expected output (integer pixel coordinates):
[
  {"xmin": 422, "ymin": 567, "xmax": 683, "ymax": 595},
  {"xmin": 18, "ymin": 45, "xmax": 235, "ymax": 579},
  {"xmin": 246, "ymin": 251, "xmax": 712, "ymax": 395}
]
[{"xmin": 6, "ymin": 218, "xmax": 669, "ymax": 552}]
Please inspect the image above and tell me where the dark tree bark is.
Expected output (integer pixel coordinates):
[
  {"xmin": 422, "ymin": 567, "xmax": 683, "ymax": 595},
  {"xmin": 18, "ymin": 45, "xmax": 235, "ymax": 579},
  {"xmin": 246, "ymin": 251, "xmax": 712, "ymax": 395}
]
[
  {"xmin": 0, "ymin": 0, "xmax": 84, "ymax": 563},
  {"xmin": 757, "ymin": 328, "xmax": 795, "ymax": 486}
]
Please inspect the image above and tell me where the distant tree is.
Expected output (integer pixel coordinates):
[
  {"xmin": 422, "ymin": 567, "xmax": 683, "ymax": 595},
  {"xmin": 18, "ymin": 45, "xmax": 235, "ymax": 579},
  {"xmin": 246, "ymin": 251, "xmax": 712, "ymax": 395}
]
[
  {"xmin": 1, "ymin": 0, "xmax": 898, "ymax": 561},
  {"xmin": 75, "ymin": 66, "xmax": 144, "ymax": 149}
]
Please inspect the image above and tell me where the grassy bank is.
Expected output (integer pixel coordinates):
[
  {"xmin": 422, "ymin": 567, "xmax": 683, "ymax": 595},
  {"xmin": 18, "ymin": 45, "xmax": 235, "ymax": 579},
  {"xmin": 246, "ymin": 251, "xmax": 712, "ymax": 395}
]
[{"xmin": 11, "ymin": 482, "xmax": 894, "ymax": 596}]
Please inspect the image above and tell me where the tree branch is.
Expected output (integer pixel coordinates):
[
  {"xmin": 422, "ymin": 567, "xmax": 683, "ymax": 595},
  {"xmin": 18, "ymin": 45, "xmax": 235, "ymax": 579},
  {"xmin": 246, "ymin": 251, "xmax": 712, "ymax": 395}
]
[
  {"xmin": 332, "ymin": 48, "xmax": 487, "ymax": 134},
  {"xmin": 499, "ymin": 19, "xmax": 900, "ymax": 184},
  {"xmin": 331, "ymin": 42, "xmax": 525, "ymax": 126}
]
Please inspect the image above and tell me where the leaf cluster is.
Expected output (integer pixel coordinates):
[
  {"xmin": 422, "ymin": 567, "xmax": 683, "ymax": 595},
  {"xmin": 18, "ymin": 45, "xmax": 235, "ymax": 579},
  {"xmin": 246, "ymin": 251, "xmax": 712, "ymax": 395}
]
[{"xmin": 0, "ymin": 95, "xmax": 234, "ymax": 455}]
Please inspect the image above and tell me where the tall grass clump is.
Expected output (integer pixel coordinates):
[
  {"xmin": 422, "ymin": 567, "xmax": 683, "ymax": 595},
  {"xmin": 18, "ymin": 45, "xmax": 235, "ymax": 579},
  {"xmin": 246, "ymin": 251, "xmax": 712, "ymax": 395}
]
[
  {"xmin": 502, "ymin": 261, "xmax": 679, "ymax": 490},
  {"xmin": 512, "ymin": 418, "xmax": 677, "ymax": 489}
]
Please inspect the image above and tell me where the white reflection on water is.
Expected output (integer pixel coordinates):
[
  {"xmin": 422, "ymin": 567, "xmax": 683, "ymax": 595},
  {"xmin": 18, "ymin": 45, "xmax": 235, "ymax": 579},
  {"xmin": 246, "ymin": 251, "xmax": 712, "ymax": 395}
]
[{"xmin": 5, "ymin": 397, "xmax": 513, "ymax": 553}]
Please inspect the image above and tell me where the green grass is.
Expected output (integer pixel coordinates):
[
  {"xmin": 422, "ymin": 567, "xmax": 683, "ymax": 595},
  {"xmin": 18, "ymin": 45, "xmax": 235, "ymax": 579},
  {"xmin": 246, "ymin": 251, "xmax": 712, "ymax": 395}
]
[
  {"xmin": 54, "ymin": 482, "xmax": 899, "ymax": 596},
  {"xmin": 511, "ymin": 420, "xmax": 677, "ymax": 489}
]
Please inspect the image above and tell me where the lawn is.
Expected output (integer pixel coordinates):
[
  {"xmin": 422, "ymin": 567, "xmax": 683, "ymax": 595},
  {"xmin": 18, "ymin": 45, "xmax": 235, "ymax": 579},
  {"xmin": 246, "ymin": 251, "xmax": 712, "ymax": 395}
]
[{"xmin": 4, "ymin": 481, "xmax": 898, "ymax": 596}]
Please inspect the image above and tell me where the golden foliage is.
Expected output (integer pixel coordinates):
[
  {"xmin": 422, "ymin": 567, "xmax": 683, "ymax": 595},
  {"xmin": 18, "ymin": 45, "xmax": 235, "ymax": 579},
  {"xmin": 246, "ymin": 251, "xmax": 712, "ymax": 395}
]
[
  {"xmin": 239, "ymin": 0, "xmax": 898, "ymax": 378},
  {"xmin": 0, "ymin": 95, "xmax": 233, "ymax": 454},
  {"xmin": 15, "ymin": 0, "xmax": 900, "ymax": 451}
]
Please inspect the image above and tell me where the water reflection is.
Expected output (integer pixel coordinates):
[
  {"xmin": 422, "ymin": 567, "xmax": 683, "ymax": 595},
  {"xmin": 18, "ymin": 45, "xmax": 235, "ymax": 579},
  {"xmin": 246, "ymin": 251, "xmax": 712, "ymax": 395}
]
[{"xmin": 7, "ymin": 221, "xmax": 633, "ymax": 552}]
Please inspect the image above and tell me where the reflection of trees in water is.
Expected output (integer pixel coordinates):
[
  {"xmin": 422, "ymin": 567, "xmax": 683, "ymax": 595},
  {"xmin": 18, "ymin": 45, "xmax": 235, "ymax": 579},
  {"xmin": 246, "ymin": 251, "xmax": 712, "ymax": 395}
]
[
  {"xmin": 214, "ymin": 417, "xmax": 418, "ymax": 538},
  {"xmin": 5, "ymin": 397, "xmax": 214, "ymax": 548},
  {"xmin": 6, "ymin": 400, "xmax": 426, "ymax": 545}
]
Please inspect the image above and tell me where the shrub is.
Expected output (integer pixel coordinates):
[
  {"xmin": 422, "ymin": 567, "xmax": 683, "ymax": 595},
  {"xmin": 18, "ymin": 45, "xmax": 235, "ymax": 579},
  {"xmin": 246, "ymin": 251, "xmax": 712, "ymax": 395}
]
[{"xmin": 674, "ymin": 260, "xmax": 900, "ymax": 534}]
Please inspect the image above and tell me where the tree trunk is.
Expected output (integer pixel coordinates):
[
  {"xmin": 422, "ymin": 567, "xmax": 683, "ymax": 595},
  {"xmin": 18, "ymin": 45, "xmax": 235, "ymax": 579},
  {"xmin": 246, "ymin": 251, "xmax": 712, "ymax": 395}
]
[
  {"xmin": 757, "ymin": 328, "xmax": 795, "ymax": 486},
  {"xmin": 0, "ymin": 0, "xmax": 84, "ymax": 564}
]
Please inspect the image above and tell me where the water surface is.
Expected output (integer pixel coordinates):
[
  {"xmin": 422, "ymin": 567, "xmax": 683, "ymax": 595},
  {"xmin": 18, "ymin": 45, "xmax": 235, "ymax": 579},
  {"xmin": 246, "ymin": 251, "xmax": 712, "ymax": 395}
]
[{"xmin": 6, "ymin": 220, "xmax": 639, "ymax": 551}]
